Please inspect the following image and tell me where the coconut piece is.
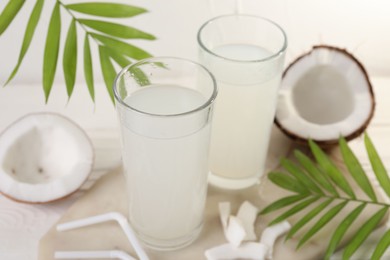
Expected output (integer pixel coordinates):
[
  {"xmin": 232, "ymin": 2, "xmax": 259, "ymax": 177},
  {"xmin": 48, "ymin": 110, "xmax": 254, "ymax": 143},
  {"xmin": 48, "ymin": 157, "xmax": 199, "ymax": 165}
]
[
  {"xmin": 275, "ymin": 45, "xmax": 375, "ymax": 146},
  {"xmin": 219, "ymin": 201, "xmax": 230, "ymax": 230},
  {"xmin": 218, "ymin": 202, "xmax": 246, "ymax": 246},
  {"xmin": 0, "ymin": 113, "xmax": 94, "ymax": 203},
  {"xmin": 225, "ymin": 216, "xmax": 247, "ymax": 247},
  {"xmin": 205, "ymin": 242, "xmax": 268, "ymax": 260},
  {"xmin": 219, "ymin": 201, "xmax": 259, "ymax": 246},
  {"xmin": 214, "ymin": 201, "xmax": 289, "ymax": 259},
  {"xmin": 237, "ymin": 201, "xmax": 259, "ymax": 241},
  {"xmin": 260, "ymin": 221, "xmax": 291, "ymax": 259}
]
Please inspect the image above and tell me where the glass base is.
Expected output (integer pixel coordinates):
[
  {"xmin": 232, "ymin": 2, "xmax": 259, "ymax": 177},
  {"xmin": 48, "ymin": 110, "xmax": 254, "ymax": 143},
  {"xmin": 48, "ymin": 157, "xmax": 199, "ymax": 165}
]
[
  {"xmin": 208, "ymin": 171, "xmax": 260, "ymax": 190},
  {"xmin": 137, "ymin": 222, "xmax": 203, "ymax": 251}
]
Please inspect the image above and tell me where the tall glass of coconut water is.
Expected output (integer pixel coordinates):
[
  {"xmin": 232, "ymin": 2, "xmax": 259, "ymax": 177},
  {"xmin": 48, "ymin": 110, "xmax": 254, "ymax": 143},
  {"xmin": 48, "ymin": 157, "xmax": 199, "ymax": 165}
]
[
  {"xmin": 198, "ymin": 15, "xmax": 287, "ymax": 189},
  {"xmin": 113, "ymin": 57, "xmax": 217, "ymax": 250}
]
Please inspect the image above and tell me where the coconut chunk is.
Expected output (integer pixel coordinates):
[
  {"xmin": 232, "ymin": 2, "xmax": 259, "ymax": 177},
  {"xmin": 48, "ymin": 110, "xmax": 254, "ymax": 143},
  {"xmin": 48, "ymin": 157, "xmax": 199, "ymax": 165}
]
[
  {"xmin": 213, "ymin": 202, "xmax": 289, "ymax": 259},
  {"xmin": 218, "ymin": 201, "xmax": 246, "ymax": 247},
  {"xmin": 237, "ymin": 201, "xmax": 259, "ymax": 241},
  {"xmin": 225, "ymin": 216, "xmax": 247, "ymax": 247},
  {"xmin": 218, "ymin": 201, "xmax": 259, "ymax": 246},
  {"xmin": 260, "ymin": 221, "xmax": 291, "ymax": 259},
  {"xmin": 205, "ymin": 242, "xmax": 268, "ymax": 260},
  {"xmin": 0, "ymin": 113, "xmax": 94, "ymax": 203},
  {"xmin": 219, "ymin": 201, "xmax": 231, "ymax": 230}
]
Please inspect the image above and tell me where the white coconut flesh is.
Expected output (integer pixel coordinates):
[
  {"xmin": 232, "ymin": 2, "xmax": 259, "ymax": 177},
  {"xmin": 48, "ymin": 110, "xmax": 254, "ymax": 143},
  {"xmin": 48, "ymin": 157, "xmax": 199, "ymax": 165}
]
[
  {"xmin": 276, "ymin": 46, "xmax": 374, "ymax": 144},
  {"xmin": 0, "ymin": 113, "xmax": 94, "ymax": 203}
]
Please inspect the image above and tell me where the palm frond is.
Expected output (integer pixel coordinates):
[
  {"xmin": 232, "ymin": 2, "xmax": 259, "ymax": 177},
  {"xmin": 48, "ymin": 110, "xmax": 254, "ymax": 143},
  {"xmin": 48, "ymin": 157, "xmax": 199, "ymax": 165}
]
[
  {"xmin": 79, "ymin": 19, "xmax": 155, "ymax": 40},
  {"xmin": 98, "ymin": 46, "xmax": 116, "ymax": 103},
  {"xmin": 43, "ymin": 2, "xmax": 61, "ymax": 102},
  {"xmin": 269, "ymin": 196, "xmax": 320, "ymax": 226},
  {"xmin": 262, "ymin": 134, "xmax": 390, "ymax": 259},
  {"xmin": 343, "ymin": 207, "xmax": 388, "ymax": 259},
  {"xmin": 0, "ymin": 0, "xmax": 25, "ymax": 36},
  {"xmin": 66, "ymin": 3, "xmax": 147, "ymax": 18},
  {"xmin": 294, "ymin": 150, "xmax": 339, "ymax": 196},
  {"xmin": 268, "ymin": 171, "xmax": 309, "ymax": 194},
  {"xmin": 372, "ymin": 229, "xmax": 390, "ymax": 260},
  {"xmin": 286, "ymin": 198, "xmax": 333, "ymax": 240},
  {"xmin": 324, "ymin": 203, "xmax": 366, "ymax": 259},
  {"xmin": 5, "ymin": 0, "xmax": 44, "ymax": 86},
  {"xmin": 365, "ymin": 133, "xmax": 390, "ymax": 197},
  {"xmin": 297, "ymin": 201, "xmax": 348, "ymax": 249},
  {"xmin": 83, "ymin": 34, "xmax": 94, "ymax": 101},
  {"xmin": 260, "ymin": 194, "xmax": 309, "ymax": 215},
  {"xmin": 1, "ymin": 1, "xmax": 155, "ymax": 103},
  {"xmin": 281, "ymin": 158, "xmax": 324, "ymax": 194},
  {"xmin": 63, "ymin": 19, "xmax": 77, "ymax": 98},
  {"xmin": 309, "ymin": 139, "xmax": 356, "ymax": 198},
  {"xmin": 340, "ymin": 136, "xmax": 377, "ymax": 202}
]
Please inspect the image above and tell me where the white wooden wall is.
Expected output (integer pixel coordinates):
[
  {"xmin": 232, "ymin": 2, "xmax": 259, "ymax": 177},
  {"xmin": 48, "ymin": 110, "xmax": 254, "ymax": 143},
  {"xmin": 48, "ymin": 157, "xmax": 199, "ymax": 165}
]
[{"xmin": 1, "ymin": 0, "xmax": 390, "ymax": 132}]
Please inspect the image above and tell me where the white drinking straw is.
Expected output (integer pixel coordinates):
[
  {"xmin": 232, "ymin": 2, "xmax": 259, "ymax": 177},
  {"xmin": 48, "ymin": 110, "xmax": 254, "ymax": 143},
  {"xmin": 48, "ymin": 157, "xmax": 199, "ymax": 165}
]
[
  {"xmin": 55, "ymin": 250, "xmax": 135, "ymax": 260},
  {"xmin": 57, "ymin": 212, "xmax": 149, "ymax": 260}
]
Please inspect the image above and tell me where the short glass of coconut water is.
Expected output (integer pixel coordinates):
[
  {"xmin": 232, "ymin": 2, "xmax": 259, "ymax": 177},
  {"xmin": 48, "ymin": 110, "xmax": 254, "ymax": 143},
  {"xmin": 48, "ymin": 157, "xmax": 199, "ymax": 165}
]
[
  {"xmin": 197, "ymin": 14, "xmax": 287, "ymax": 189},
  {"xmin": 113, "ymin": 57, "xmax": 217, "ymax": 250}
]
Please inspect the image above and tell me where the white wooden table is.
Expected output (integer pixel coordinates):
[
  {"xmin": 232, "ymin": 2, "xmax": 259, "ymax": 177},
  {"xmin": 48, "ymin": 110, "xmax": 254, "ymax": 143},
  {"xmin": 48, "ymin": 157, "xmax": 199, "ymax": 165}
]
[{"xmin": 0, "ymin": 78, "xmax": 389, "ymax": 260}]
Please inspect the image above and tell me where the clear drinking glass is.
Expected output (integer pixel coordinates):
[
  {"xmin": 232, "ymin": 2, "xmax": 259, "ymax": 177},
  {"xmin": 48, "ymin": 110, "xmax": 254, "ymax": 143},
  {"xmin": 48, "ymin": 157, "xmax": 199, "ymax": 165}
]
[
  {"xmin": 113, "ymin": 57, "xmax": 217, "ymax": 250},
  {"xmin": 198, "ymin": 14, "xmax": 287, "ymax": 189}
]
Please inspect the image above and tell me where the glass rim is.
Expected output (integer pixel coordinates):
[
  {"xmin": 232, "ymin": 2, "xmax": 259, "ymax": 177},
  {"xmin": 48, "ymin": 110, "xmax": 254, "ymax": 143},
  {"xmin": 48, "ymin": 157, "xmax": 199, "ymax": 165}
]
[
  {"xmin": 113, "ymin": 56, "xmax": 218, "ymax": 117},
  {"xmin": 197, "ymin": 14, "xmax": 288, "ymax": 63}
]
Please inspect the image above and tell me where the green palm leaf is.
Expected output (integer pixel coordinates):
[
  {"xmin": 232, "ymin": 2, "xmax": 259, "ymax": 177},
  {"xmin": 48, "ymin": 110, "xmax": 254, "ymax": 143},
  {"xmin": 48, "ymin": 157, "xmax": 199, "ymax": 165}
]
[
  {"xmin": 281, "ymin": 158, "xmax": 323, "ymax": 194},
  {"xmin": 269, "ymin": 196, "xmax": 320, "ymax": 226},
  {"xmin": 83, "ymin": 35, "xmax": 94, "ymax": 102},
  {"xmin": 43, "ymin": 2, "xmax": 61, "ymax": 103},
  {"xmin": 372, "ymin": 228, "xmax": 390, "ymax": 260},
  {"xmin": 365, "ymin": 133, "xmax": 390, "ymax": 197},
  {"xmin": 0, "ymin": 0, "xmax": 25, "ymax": 36},
  {"xmin": 66, "ymin": 2, "xmax": 147, "ymax": 18},
  {"xmin": 0, "ymin": 1, "xmax": 155, "ymax": 103},
  {"xmin": 100, "ymin": 45, "xmax": 131, "ymax": 68},
  {"xmin": 342, "ymin": 207, "xmax": 388, "ymax": 259},
  {"xmin": 340, "ymin": 136, "xmax": 377, "ymax": 202},
  {"xmin": 297, "ymin": 200, "xmax": 348, "ymax": 249},
  {"xmin": 324, "ymin": 203, "xmax": 366, "ymax": 260},
  {"xmin": 63, "ymin": 19, "xmax": 77, "ymax": 98},
  {"xmin": 263, "ymin": 136, "xmax": 390, "ymax": 258},
  {"xmin": 294, "ymin": 150, "xmax": 338, "ymax": 196},
  {"xmin": 5, "ymin": 0, "xmax": 44, "ymax": 86},
  {"xmin": 268, "ymin": 172, "xmax": 309, "ymax": 194},
  {"xmin": 286, "ymin": 198, "xmax": 333, "ymax": 240},
  {"xmin": 260, "ymin": 194, "xmax": 309, "ymax": 215},
  {"xmin": 309, "ymin": 139, "xmax": 355, "ymax": 198},
  {"xmin": 79, "ymin": 19, "xmax": 155, "ymax": 40},
  {"xmin": 98, "ymin": 46, "xmax": 116, "ymax": 103},
  {"xmin": 91, "ymin": 33, "xmax": 152, "ymax": 60}
]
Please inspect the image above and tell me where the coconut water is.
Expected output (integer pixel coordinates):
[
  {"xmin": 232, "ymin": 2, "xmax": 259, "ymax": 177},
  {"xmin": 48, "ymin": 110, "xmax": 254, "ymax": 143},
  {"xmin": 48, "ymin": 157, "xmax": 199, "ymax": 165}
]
[
  {"xmin": 206, "ymin": 44, "xmax": 281, "ymax": 189},
  {"xmin": 120, "ymin": 85, "xmax": 211, "ymax": 248}
]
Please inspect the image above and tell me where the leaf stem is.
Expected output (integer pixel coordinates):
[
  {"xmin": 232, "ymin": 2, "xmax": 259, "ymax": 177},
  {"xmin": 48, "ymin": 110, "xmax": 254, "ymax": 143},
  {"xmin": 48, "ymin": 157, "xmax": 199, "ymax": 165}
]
[
  {"xmin": 57, "ymin": 0, "xmax": 97, "ymax": 45},
  {"xmin": 302, "ymin": 192, "xmax": 390, "ymax": 208}
]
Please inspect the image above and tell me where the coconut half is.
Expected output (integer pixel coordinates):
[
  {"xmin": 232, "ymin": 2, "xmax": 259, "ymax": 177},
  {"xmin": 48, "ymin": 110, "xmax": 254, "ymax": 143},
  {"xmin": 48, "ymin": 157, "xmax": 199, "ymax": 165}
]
[
  {"xmin": 0, "ymin": 113, "xmax": 94, "ymax": 203},
  {"xmin": 275, "ymin": 45, "xmax": 375, "ymax": 146}
]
